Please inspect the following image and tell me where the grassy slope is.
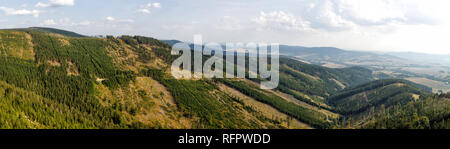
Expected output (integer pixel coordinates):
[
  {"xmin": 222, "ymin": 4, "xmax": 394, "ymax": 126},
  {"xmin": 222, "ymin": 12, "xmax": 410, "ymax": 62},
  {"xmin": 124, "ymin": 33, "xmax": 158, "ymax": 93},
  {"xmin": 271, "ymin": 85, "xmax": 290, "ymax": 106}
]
[
  {"xmin": 218, "ymin": 79, "xmax": 335, "ymax": 129},
  {"xmin": 0, "ymin": 29, "xmax": 289, "ymax": 129},
  {"xmin": 329, "ymin": 79, "xmax": 429, "ymax": 114},
  {"xmin": 0, "ymin": 27, "xmax": 447, "ymax": 129},
  {"xmin": 275, "ymin": 58, "xmax": 378, "ymax": 109},
  {"xmin": 25, "ymin": 27, "xmax": 87, "ymax": 38}
]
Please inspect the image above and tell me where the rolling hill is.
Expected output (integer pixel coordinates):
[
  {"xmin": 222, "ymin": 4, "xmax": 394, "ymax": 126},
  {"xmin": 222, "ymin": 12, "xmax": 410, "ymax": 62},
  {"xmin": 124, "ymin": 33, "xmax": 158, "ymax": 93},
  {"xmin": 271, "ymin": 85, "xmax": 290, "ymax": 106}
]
[
  {"xmin": 160, "ymin": 40, "xmax": 408, "ymax": 69},
  {"xmin": 364, "ymin": 93, "xmax": 450, "ymax": 129},
  {"xmin": 0, "ymin": 27, "xmax": 448, "ymax": 129},
  {"xmin": 160, "ymin": 40, "xmax": 450, "ymax": 94}
]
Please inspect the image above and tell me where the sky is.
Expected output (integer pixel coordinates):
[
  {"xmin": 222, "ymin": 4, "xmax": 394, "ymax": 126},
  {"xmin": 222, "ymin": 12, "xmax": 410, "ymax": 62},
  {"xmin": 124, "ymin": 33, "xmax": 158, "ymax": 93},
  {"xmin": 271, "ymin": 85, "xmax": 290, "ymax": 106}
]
[{"xmin": 1, "ymin": 0, "xmax": 450, "ymax": 54}]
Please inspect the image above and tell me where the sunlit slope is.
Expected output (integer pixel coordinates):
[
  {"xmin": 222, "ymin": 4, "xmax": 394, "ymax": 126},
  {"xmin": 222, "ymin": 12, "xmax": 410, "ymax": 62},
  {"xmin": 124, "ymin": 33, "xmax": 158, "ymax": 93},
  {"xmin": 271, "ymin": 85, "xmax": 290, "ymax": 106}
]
[
  {"xmin": 329, "ymin": 79, "xmax": 430, "ymax": 114},
  {"xmin": 327, "ymin": 79, "xmax": 432, "ymax": 128},
  {"xmin": 0, "ymin": 28, "xmax": 299, "ymax": 128},
  {"xmin": 277, "ymin": 58, "xmax": 380, "ymax": 109},
  {"xmin": 0, "ymin": 30, "xmax": 35, "ymax": 60},
  {"xmin": 364, "ymin": 93, "xmax": 450, "ymax": 129},
  {"xmin": 0, "ymin": 27, "xmax": 446, "ymax": 129},
  {"xmin": 23, "ymin": 27, "xmax": 87, "ymax": 38}
]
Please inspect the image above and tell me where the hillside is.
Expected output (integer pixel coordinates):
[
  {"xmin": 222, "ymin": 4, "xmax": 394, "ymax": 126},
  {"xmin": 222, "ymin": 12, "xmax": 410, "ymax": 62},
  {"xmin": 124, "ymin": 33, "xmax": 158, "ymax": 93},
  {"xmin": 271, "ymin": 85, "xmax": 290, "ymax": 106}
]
[
  {"xmin": 0, "ymin": 28, "xmax": 314, "ymax": 128},
  {"xmin": 160, "ymin": 40, "xmax": 408, "ymax": 70},
  {"xmin": 364, "ymin": 93, "xmax": 450, "ymax": 129},
  {"xmin": 0, "ymin": 80, "xmax": 96, "ymax": 128},
  {"xmin": 7, "ymin": 27, "xmax": 87, "ymax": 38},
  {"xmin": 328, "ymin": 79, "xmax": 432, "ymax": 127},
  {"xmin": 0, "ymin": 27, "xmax": 447, "ymax": 129},
  {"xmin": 277, "ymin": 45, "xmax": 410, "ymax": 70}
]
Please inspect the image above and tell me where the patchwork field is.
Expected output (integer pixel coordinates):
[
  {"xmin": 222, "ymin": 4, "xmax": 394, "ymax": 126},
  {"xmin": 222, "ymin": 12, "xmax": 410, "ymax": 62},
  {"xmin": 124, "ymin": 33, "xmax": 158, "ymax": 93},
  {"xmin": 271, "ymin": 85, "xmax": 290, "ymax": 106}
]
[{"xmin": 405, "ymin": 77, "xmax": 450, "ymax": 93}]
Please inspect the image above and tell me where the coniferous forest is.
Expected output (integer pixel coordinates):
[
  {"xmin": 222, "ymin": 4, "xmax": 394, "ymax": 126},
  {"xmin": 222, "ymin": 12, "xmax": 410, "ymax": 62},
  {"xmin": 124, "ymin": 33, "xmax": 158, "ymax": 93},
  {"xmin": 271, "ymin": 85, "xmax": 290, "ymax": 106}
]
[{"xmin": 0, "ymin": 28, "xmax": 448, "ymax": 129}]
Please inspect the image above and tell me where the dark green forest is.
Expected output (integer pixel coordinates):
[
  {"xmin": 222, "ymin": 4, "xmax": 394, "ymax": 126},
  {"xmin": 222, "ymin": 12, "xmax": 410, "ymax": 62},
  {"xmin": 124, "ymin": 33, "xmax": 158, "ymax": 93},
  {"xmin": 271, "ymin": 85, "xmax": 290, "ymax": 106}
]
[
  {"xmin": 0, "ymin": 27, "xmax": 448, "ymax": 129},
  {"xmin": 365, "ymin": 93, "xmax": 450, "ymax": 129}
]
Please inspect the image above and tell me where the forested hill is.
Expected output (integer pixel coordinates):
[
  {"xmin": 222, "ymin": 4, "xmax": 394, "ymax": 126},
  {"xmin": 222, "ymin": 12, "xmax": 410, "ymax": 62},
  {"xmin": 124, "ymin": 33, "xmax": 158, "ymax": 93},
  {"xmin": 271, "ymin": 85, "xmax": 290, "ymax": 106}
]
[
  {"xmin": 0, "ymin": 28, "xmax": 312, "ymax": 129},
  {"xmin": 11, "ymin": 27, "xmax": 87, "ymax": 38},
  {"xmin": 0, "ymin": 27, "xmax": 447, "ymax": 129}
]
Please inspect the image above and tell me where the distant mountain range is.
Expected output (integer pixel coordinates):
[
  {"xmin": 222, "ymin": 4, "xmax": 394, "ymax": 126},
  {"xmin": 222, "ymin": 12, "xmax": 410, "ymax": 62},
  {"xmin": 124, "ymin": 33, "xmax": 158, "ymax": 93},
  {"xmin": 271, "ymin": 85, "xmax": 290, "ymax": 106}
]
[
  {"xmin": 161, "ymin": 40, "xmax": 411, "ymax": 69},
  {"xmin": 161, "ymin": 39, "xmax": 450, "ymax": 66},
  {"xmin": 387, "ymin": 52, "xmax": 450, "ymax": 65},
  {"xmin": 160, "ymin": 39, "xmax": 450, "ymax": 93}
]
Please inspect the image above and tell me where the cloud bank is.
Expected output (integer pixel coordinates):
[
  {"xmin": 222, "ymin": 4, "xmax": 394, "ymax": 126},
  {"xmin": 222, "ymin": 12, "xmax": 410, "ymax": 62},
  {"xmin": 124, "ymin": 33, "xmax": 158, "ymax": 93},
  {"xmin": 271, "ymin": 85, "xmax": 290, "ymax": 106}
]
[{"xmin": 36, "ymin": 0, "xmax": 75, "ymax": 8}]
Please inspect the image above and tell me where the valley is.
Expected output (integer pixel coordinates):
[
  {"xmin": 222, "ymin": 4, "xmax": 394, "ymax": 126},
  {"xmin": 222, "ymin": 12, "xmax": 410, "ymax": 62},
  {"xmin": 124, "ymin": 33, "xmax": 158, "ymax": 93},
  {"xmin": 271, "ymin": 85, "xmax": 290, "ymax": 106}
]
[
  {"xmin": 277, "ymin": 45, "xmax": 450, "ymax": 94},
  {"xmin": 0, "ymin": 27, "xmax": 448, "ymax": 129}
]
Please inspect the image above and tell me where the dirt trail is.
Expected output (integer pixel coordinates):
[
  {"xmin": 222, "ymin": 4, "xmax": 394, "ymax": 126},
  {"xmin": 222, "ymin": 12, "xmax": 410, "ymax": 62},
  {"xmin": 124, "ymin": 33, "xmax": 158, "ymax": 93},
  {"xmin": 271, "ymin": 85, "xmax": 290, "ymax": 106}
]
[{"xmin": 218, "ymin": 83, "xmax": 312, "ymax": 129}]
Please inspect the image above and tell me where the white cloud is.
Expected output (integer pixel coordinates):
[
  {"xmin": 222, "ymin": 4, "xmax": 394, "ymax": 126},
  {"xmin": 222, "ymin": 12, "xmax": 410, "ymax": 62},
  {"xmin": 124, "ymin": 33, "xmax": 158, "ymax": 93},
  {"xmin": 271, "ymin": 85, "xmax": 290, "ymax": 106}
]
[
  {"xmin": 243, "ymin": 0, "xmax": 450, "ymax": 54},
  {"xmin": 239, "ymin": 0, "xmax": 449, "ymax": 54},
  {"xmin": 299, "ymin": 0, "xmax": 437, "ymax": 31},
  {"xmin": 335, "ymin": 0, "xmax": 407, "ymax": 24},
  {"xmin": 248, "ymin": 0, "xmax": 440, "ymax": 33},
  {"xmin": 254, "ymin": 11, "xmax": 311, "ymax": 31},
  {"xmin": 136, "ymin": 2, "xmax": 161, "ymax": 14},
  {"xmin": 307, "ymin": 0, "xmax": 356, "ymax": 31},
  {"xmin": 137, "ymin": 8, "xmax": 151, "ymax": 14},
  {"xmin": 36, "ymin": 0, "xmax": 75, "ymax": 8},
  {"xmin": 153, "ymin": 3, "xmax": 161, "ymax": 8},
  {"xmin": 106, "ymin": 16, "xmax": 115, "ymax": 21},
  {"xmin": 35, "ymin": 2, "xmax": 50, "ymax": 8},
  {"xmin": 0, "ymin": 6, "xmax": 40, "ymax": 17},
  {"xmin": 42, "ymin": 19, "xmax": 57, "ymax": 25},
  {"xmin": 105, "ymin": 16, "xmax": 134, "ymax": 23}
]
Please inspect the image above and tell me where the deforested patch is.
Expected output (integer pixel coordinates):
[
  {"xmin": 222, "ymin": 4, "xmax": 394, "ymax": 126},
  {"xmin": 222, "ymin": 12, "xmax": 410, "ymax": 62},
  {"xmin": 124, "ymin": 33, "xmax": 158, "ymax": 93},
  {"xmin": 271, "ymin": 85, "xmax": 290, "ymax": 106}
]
[
  {"xmin": 66, "ymin": 61, "xmax": 80, "ymax": 76},
  {"xmin": 46, "ymin": 60, "xmax": 61, "ymax": 67}
]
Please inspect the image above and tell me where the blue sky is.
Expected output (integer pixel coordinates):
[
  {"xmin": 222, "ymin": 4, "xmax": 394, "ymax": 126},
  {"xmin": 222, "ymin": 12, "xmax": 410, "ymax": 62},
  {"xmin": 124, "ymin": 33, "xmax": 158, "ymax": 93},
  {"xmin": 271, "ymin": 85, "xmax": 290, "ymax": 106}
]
[{"xmin": 1, "ymin": 0, "xmax": 450, "ymax": 54}]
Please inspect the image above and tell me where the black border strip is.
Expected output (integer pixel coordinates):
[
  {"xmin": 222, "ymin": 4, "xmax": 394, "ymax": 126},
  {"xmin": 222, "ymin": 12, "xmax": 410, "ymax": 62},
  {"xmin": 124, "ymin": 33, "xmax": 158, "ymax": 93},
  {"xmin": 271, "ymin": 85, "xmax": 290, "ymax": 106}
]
[{"xmin": 0, "ymin": 129, "xmax": 447, "ymax": 147}]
